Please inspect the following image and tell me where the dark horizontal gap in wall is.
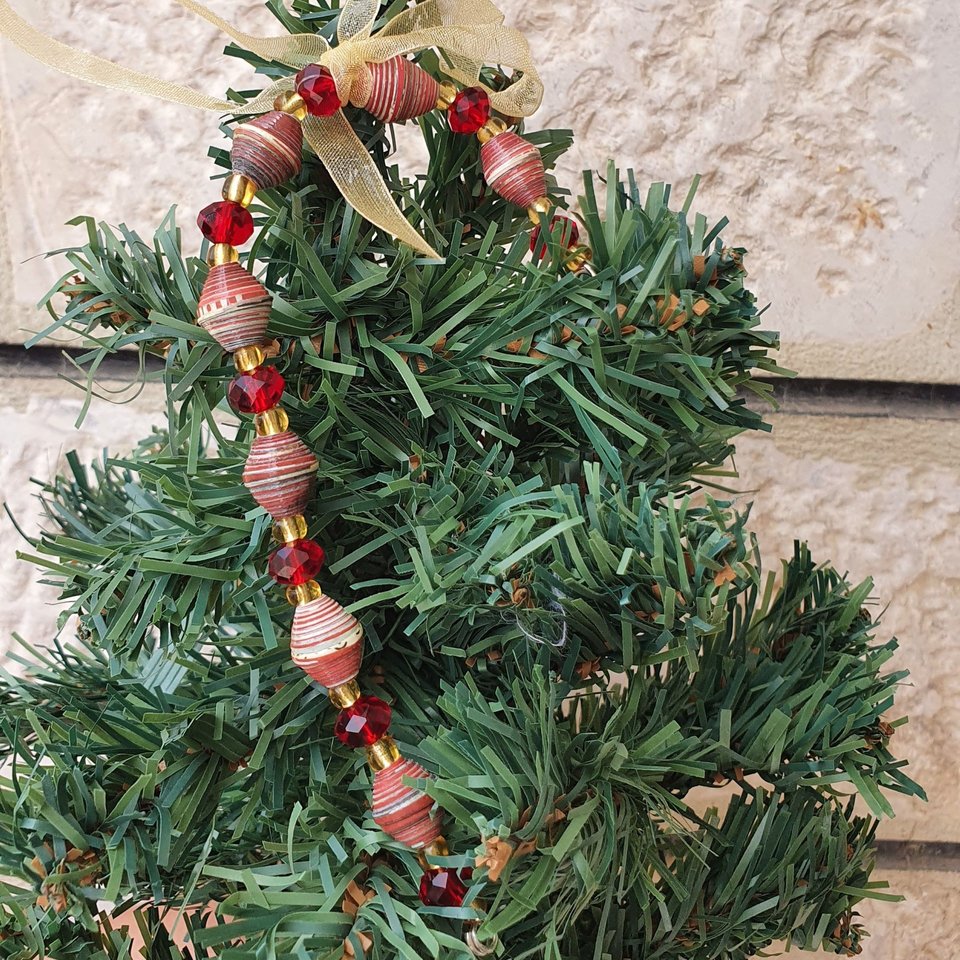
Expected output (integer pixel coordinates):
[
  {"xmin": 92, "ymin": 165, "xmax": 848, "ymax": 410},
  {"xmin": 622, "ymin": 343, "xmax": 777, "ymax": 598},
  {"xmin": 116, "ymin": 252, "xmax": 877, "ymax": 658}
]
[
  {"xmin": 3, "ymin": 345, "xmax": 958, "ymax": 420},
  {"xmin": 877, "ymin": 840, "xmax": 960, "ymax": 873},
  {"xmin": 752, "ymin": 376, "xmax": 960, "ymax": 422}
]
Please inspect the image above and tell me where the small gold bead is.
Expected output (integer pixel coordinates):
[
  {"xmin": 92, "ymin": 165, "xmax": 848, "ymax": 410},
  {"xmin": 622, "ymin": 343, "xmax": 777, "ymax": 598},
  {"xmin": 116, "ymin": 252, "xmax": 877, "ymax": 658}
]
[
  {"xmin": 273, "ymin": 515, "xmax": 308, "ymax": 544},
  {"xmin": 416, "ymin": 836, "xmax": 451, "ymax": 868},
  {"xmin": 435, "ymin": 81, "xmax": 457, "ymax": 111},
  {"xmin": 526, "ymin": 196, "xmax": 552, "ymax": 224},
  {"xmin": 285, "ymin": 580, "xmax": 323, "ymax": 605},
  {"xmin": 366, "ymin": 735, "xmax": 401, "ymax": 772},
  {"xmin": 208, "ymin": 243, "xmax": 239, "ymax": 267},
  {"xmin": 222, "ymin": 173, "xmax": 257, "ymax": 207},
  {"xmin": 274, "ymin": 90, "xmax": 308, "ymax": 122},
  {"xmin": 565, "ymin": 245, "xmax": 593, "ymax": 272},
  {"xmin": 233, "ymin": 344, "xmax": 265, "ymax": 372},
  {"xmin": 254, "ymin": 406, "xmax": 289, "ymax": 436},
  {"xmin": 476, "ymin": 117, "xmax": 507, "ymax": 144},
  {"xmin": 328, "ymin": 679, "xmax": 361, "ymax": 709}
]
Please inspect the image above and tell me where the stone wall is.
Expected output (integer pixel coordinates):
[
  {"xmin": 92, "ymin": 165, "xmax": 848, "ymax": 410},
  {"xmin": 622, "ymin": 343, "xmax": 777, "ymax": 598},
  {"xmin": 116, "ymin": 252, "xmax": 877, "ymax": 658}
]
[{"xmin": 1, "ymin": 1, "xmax": 958, "ymax": 956}]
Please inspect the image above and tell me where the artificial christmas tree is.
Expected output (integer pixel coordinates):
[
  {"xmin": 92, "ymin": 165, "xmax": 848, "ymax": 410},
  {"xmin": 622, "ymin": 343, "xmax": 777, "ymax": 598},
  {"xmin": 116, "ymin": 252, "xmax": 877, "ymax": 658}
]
[{"xmin": 0, "ymin": 1, "xmax": 922, "ymax": 958}]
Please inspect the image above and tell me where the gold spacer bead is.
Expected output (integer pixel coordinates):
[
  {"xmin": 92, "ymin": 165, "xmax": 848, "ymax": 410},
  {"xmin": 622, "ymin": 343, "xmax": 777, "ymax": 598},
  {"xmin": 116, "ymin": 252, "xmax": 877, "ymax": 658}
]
[
  {"xmin": 476, "ymin": 117, "xmax": 508, "ymax": 144},
  {"xmin": 274, "ymin": 90, "xmax": 308, "ymax": 122},
  {"xmin": 366, "ymin": 735, "xmax": 401, "ymax": 772},
  {"xmin": 417, "ymin": 836, "xmax": 450, "ymax": 868},
  {"xmin": 328, "ymin": 679, "xmax": 361, "ymax": 709},
  {"xmin": 254, "ymin": 406, "xmax": 289, "ymax": 436},
  {"xmin": 435, "ymin": 81, "xmax": 457, "ymax": 111},
  {"xmin": 526, "ymin": 196, "xmax": 552, "ymax": 224},
  {"xmin": 285, "ymin": 580, "xmax": 323, "ymax": 605},
  {"xmin": 273, "ymin": 515, "xmax": 308, "ymax": 544},
  {"xmin": 233, "ymin": 344, "xmax": 265, "ymax": 372},
  {"xmin": 208, "ymin": 243, "xmax": 239, "ymax": 267},
  {"xmin": 222, "ymin": 172, "xmax": 257, "ymax": 207},
  {"xmin": 564, "ymin": 245, "xmax": 593, "ymax": 273}
]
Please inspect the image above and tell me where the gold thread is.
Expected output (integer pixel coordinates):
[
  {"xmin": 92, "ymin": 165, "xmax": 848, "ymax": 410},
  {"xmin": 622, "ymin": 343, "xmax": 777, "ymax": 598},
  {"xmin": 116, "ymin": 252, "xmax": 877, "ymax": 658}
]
[{"xmin": 255, "ymin": 407, "xmax": 289, "ymax": 436}]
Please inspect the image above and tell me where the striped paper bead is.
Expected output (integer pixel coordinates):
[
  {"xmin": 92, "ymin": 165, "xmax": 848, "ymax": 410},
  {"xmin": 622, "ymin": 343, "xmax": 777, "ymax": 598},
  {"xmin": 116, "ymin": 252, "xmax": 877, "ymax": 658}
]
[
  {"xmin": 242, "ymin": 431, "xmax": 318, "ymax": 518},
  {"xmin": 291, "ymin": 594, "xmax": 364, "ymax": 687},
  {"xmin": 480, "ymin": 131, "xmax": 546, "ymax": 209},
  {"xmin": 196, "ymin": 262, "xmax": 272, "ymax": 352},
  {"xmin": 372, "ymin": 759, "xmax": 444, "ymax": 848},
  {"xmin": 352, "ymin": 57, "xmax": 439, "ymax": 122},
  {"xmin": 231, "ymin": 111, "xmax": 303, "ymax": 190}
]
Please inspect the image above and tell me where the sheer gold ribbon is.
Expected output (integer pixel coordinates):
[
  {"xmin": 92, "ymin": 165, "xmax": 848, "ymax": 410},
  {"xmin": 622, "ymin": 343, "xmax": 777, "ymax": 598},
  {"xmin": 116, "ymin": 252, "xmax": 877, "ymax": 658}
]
[{"xmin": 0, "ymin": 0, "xmax": 544, "ymax": 257}]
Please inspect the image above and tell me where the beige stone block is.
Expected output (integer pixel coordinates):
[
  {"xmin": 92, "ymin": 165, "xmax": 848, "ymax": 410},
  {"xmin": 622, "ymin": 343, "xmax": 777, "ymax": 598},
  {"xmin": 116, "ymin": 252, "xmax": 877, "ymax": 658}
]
[
  {"xmin": 2, "ymin": 0, "xmax": 959, "ymax": 382},
  {"xmin": 734, "ymin": 413, "xmax": 960, "ymax": 843},
  {"xmin": 509, "ymin": 0, "xmax": 960, "ymax": 383},
  {"xmin": 809, "ymin": 868, "xmax": 960, "ymax": 959},
  {"xmin": 0, "ymin": 380, "xmax": 160, "ymax": 656}
]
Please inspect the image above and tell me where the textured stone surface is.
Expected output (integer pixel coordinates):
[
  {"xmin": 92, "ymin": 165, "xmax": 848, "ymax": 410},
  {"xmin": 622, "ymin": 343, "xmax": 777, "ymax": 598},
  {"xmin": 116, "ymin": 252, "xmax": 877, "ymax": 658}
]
[
  {"xmin": 0, "ymin": 380, "xmax": 161, "ymax": 663},
  {"xmin": 734, "ymin": 413, "xmax": 960, "ymax": 844},
  {"xmin": 812, "ymin": 868, "xmax": 960, "ymax": 959},
  {"xmin": 2, "ymin": 0, "xmax": 959, "ymax": 381}
]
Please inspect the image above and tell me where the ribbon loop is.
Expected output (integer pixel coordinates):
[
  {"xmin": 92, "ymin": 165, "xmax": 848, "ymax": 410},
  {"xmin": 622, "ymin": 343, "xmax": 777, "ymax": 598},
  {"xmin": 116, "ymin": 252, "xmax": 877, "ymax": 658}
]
[
  {"xmin": 338, "ymin": 0, "xmax": 380, "ymax": 43},
  {"xmin": 0, "ymin": 0, "xmax": 544, "ymax": 258}
]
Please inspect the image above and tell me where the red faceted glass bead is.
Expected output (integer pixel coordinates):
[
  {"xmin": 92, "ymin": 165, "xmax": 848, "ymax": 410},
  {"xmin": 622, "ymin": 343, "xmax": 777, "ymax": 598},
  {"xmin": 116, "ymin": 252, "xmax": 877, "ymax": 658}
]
[
  {"xmin": 268, "ymin": 538, "xmax": 326, "ymax": 586},
  {"xmin": 448, "ymin": 87, "xmax": 491, "ymax": 135},
  {"xmin": 197, "ymin": 201, "xmax": 254, "ymax": 245},
  {"xmin": 530, "ymin": 215, "xmax": 580, "ymax": 259},
  {"xmin": 418, "ymin": 867, "xmax": 472, "ymax": 907},
  {"xmin": 296, "ymin": 64, "xmax": 342, "ymax": 116},
  {"xmin": 334, "ymin": 695, "xmax": 392, "ymax": 748},
  {"xmin": 227, "ymin": 365, "xmax": 285, "ymax": 414}
]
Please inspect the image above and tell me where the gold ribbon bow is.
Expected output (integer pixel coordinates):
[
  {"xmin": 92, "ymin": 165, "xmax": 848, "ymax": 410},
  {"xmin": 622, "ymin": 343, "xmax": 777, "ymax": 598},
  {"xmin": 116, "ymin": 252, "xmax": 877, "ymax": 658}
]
[{"xmin": 0, "ymin": 0, "xmax": 544, "ymax": 257}]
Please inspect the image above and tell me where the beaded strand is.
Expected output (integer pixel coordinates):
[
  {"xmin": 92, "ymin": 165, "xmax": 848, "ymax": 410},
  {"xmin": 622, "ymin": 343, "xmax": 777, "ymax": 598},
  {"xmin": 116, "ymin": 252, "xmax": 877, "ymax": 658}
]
[{"xmin": 192, "ymin": 56, "xmax": 589, "ymax": 941}]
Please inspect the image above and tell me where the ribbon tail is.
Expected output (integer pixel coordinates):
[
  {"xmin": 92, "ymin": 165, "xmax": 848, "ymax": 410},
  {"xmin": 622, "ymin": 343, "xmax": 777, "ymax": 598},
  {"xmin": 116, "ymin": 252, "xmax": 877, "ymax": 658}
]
[
  {"xmin": 0, "ymin": 0, "xmax": 233, "ymax": 112},
  {"xmin": 303, "ymin": 114, "xmax": 442, "ymax": 260},
  {"xmin": 173, "ymin": 0, "xmax": 329, "ymax": 69}
]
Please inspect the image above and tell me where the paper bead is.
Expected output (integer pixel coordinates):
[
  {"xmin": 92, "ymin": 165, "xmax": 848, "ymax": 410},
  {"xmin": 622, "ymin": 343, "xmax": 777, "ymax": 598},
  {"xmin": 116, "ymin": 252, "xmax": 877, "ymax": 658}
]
[
  {"xmin": 351, "ymin": 56, "xmax": 440, "ymax": 122},
  {"xmin": 372, "ymin": 759, "xmax": 444, "ymax": 848},
  {"xmin": 480, "ymin": 131, "xmax": 546, "ymax": 209},
  {"xmin": 242, "ymin": 431, "xmax": 318, "ymax": 518},
  {"xmin": 196, "ymin": 262, "xmax": 272, "ymax": 351},
  {"xmin": 231, "ymin": 111, "xmax": 303, "ymax": 190},
  {"xmin": 290, "ymin": 594, "xmax": 364, "ymax": 687}
]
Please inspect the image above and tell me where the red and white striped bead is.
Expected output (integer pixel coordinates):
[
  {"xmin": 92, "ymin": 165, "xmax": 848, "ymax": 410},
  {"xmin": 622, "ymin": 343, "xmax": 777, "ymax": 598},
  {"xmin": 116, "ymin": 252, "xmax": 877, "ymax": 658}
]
[
  {"xmin": 480, "ymin": 131, "xmax": 546, "ymax": 209},
  {"xmin": 231, "ymin": 111, "xmax": 303, "ymax": 190},
  {"xmin": 372, "ymin": 758, "xmax": 444, "ymax": 848},
  {"xmin": 196, "ymin": 262, "xmax": 272, "ymax": 352},
  {"xmin": 242, "ymin": 431, "xmax": 318, "ymax": 518},
  {"xmin": 350, "ymin": 56, "xmax": 440, "ymax": 122},
  {"xmin": 291, "ymin": 594, "xmax": 364, "ymax": 687}
]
